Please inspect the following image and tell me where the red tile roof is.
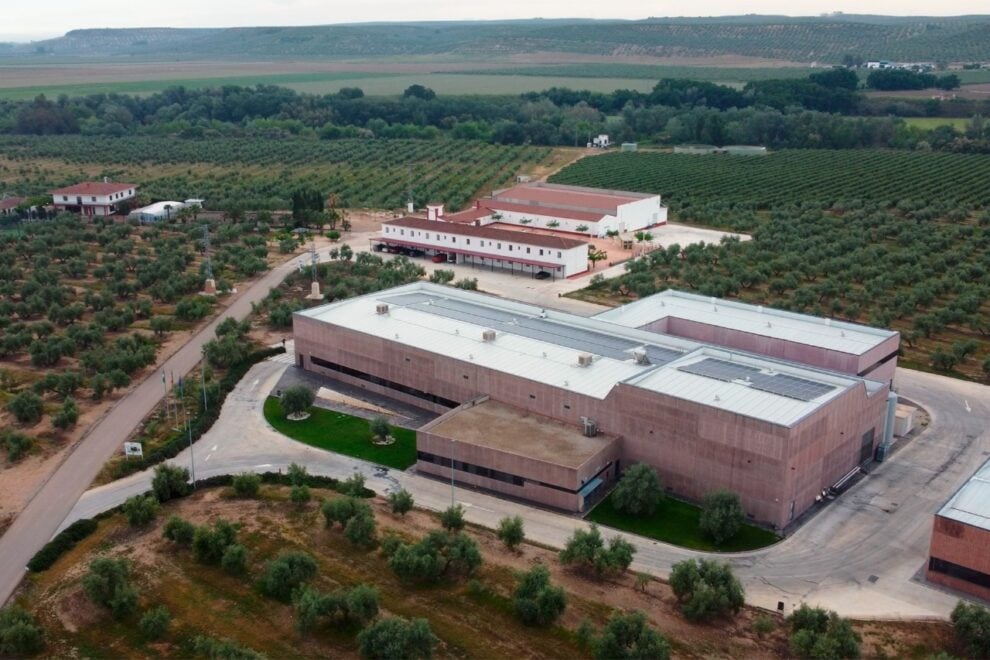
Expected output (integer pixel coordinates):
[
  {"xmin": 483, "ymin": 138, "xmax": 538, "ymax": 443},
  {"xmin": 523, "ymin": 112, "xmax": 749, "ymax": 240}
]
[
  {"xmin": 50, "ymin": 182, "xmax": 137, "ymax": 196},
  {"xmin": 383, "ymin": 216, "xmax": 588, "ymax": 250},
  {"xmin": 484, "ymin": 200, "xmax": 606, "ymax": 223},
  {"xmin": 491, "ymin": 182, "xmax": 653, "ymax": 215},
  {"xmin": 0, "ymin": 197, "xmax": 23, "ymax": 211}
]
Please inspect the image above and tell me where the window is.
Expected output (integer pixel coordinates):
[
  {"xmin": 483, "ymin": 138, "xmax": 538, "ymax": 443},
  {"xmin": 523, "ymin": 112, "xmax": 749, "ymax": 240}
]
[
  {"xmin": 309, "ymin": 355, "xmax": 459, "ymax": 408},
  {"xmin": 539, "ymin": 249, "xmax": 544, "ymax": 256},
  {"xmin": 497, "ymin": 243, "xmax": 502, "ymax": 249},
  {"xmin": 91, "ymin": 196, "xmax": 96, "ymax": 202},
  {"xmin": 508, "ymin": 245, "xmax": 513, "ymax": 251},
  {"xmin": 400, "ymin": 229, "xmax": 405, "ymax": 236},
  {"xmin": 452, "ymin": 237, "xmax": 457, "ymax": 243},
  {"xmin": 416, "ymin": 452, "xmax": 525, "ymax": 487},
  {"xmin": 63, "ymin": 196, "xmax": 68, "ymax": 201},
  {"xmin": 526, "ymin": 247, "xmax": 531, "ymax": 254},
  {"xmin": 557, "ymin": 251, "xmax": 562, "ymax": 258},
  {"xmin": 466, "ymin": 239, "xmax": 471, "ymax": 245},
  {"xmin": 929, "ymin": 557, "xmax": 990, "ymax": 589},
  {"xmin": 425, "ymin": 233, "xmax": 429, "ymax": 239}
]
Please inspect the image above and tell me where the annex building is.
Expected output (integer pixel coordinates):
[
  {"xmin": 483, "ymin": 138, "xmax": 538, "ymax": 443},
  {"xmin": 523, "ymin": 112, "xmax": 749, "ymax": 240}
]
[
  {"xmin": 927, "ymin": 458, "xmax": 990, "ymax": 601},
  {"xmin": 444, "ymin": 181, "xmax": 667, "ymax": 237},
  {"xmin": 293, "ymin": 283, "xmax": 898, "ymax": 528},
  {"xmin": 50, "ymin": 181, "xmax": 137, "ymax": 217}
]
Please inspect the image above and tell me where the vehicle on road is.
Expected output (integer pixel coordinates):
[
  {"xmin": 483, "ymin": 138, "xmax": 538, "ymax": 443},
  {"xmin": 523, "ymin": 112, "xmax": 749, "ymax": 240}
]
[
  {"xmin": 432, "ymin": 253, "xmax": 448, "ymax": 263},
  {"xmin": 534, "ymin": 271, "xmax": 552, "ymax": 280}
]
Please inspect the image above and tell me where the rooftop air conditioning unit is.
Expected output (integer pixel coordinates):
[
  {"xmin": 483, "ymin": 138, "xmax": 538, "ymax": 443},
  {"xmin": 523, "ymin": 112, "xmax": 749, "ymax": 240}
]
[
  {"xmin": 577, "ymin": 353, "xmax": 593, "ymax": 367},
  {"xmin": 376, "ymin": 303, "xmax": 389, "ymax": 315},
  {"xmin": 632, "ymin": 349, "xmax": 650, "ymax": 365},
  {"xmin": 482, "ymin": 329, "xmax": 496, "ymax": 342},
  {"xmin": 582, "ymin": 418, "xmax": 598, "ymax": 437}
]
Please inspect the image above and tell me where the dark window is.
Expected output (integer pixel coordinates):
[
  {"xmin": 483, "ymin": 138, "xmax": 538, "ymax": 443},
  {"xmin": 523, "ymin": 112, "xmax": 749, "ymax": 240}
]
[
  {"xmin": 564, "ymin": 404, "xmax": 571, "ymax": 410},
  {"xmin": 417, "ymin": 451, "xmax": 524, "ymax": 486},
  {"xmin": 860, "ymin": 428, "xmax": 875, "ymax": 464},
  {"xmin": 529, "ymin": 394, "xmax": 536, "ymax": 399},
  {"xmin": 310, "ymin": 355, "xmax": 459, "ymax": 408},
  {"xmin": 929, "ymin": 556, "xmax": 990, "ymax": 589}
]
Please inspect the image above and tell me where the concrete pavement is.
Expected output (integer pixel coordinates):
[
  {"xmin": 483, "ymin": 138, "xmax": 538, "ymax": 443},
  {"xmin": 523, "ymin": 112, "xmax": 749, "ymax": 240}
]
[{"xmin": 66, "ymin": 358, "xmax": 990, "ymax": 620}]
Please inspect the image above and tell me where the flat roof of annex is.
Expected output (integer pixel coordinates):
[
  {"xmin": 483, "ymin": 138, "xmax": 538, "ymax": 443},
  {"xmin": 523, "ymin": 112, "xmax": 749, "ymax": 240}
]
[
  {"xmin": 296, "ymin": 283, "xmax": 877, "ymax": 427},
  {"xmin": 491, "ymin": 182, "xmax": 656, "ymax": 215},
  {"xmin": 938, "ymin": 458, "xmax": 990, "ymax": 532},
  {"xmin": 595, "ymin": 290, "xmax": 899, "ymax": 357}
]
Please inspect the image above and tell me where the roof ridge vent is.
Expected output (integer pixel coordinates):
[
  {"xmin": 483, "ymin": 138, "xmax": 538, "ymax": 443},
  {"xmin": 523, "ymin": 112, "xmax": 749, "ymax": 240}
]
[
  {"xmin": 482, "ymin": 329, "xmax": 496, "ymax": 342},
  {"xmin": 376, "ymin": 303, "xmax": 389, "ymax": 315},
  {"xmin": 632, "ymin": 349, "xmax": 650, "ymax": 365},
  {"xmin": 577, "ymin": 353, "xmax": 594, "ymax": 367},
  {"xmin": 714, "ymin": 395, "xmax": 721, "ymax": 402}
]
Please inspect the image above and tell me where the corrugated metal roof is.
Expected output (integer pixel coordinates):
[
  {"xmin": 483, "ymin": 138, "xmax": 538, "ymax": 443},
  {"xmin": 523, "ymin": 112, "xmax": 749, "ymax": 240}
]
[
  {"xmin": 595, "ymin": 290, "xmax": 898, "ymax": 356},
  {"xmin": 939, "ymin": 459, "xmax": 990, "ymax": 532},
  {"xmin": 297, "ymin": 283, "xmax": 877, "ymax": 426}
]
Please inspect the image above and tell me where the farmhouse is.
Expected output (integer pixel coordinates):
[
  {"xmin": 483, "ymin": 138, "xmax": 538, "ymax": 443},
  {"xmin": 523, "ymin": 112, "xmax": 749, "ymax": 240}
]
[
  {"xmin": 50, "ymin": 181, "xmax": 137, "ymax": 217},
  {"xmin": 376, "ymin": 215, "xmax": 589, "ymax": 279},
  {"xmin": 443, "ymin": 181, "xmax": 667, "ymax": 237},
  {"xmin": 0, "ymin": 196, "xmax": 23, "ymax": 217},
  {"xmin": 293, "ymin": 282, "xmax": 896, "ymax": 527},
  {"xmin": 927, "ymin": 457, "xmax": 990, "ymax": 601}
]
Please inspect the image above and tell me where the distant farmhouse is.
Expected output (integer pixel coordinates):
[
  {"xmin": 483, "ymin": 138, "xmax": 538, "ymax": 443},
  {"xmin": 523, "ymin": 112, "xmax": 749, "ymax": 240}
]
[
  {"xmin": 0, "ymin": 196, "xmax": 24, "ymax": 217},
  {"xmin": 50, "ymin": 181, "xmax": 136, "ymax": 217}
]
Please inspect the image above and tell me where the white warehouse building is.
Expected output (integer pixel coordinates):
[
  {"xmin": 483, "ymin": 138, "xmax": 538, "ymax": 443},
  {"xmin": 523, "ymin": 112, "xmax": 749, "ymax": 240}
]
[{"xmin": 444, "ymin": 182, "xmax": 666, "ymax": 238}]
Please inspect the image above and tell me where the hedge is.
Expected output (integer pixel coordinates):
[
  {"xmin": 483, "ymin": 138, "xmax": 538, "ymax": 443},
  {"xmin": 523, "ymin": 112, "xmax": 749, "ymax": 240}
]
[
  {"xmin": 111, "ymin": 346, "xmax": 285, "ymax": 480},
  {"xmin": 27, "ymin": 518, "xmax": 99, "ymax": 572}
]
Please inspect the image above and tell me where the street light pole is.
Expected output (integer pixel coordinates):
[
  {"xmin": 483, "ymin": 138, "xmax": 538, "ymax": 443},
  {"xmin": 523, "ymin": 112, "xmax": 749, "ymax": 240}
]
[{"xmin": 450, "ymin": 438, "xmax": 455, "ymax": 506}]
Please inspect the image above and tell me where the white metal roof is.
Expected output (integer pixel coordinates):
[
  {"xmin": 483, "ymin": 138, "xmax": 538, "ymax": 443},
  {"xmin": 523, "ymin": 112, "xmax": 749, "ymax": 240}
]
[
  {"xmin": 939, "ymin": 459, "xmax": 990, "ymax": 532},
  {"xmin": 129, "ymin": 201, "xmax": 186, "ymax": 217},
  {"xmin": 626, "ymin": 348, "xmax": 858, "ymax": 427},
  {"xmin": 297, "ymin": 283, "xmax": 881, "ymax": 426},
  {"xmin": 595, "ymin": 290, "xmax": 898, "ymax": 356}
]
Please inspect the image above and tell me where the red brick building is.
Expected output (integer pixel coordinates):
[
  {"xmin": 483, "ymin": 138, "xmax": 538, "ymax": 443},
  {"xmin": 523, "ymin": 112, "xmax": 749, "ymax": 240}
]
[
  {"xmin": 293, "ymin": 283, "xmax": 895, "ymax": 525},
  {"xmin": 927, "ymin": 459, "xmax": 990, "ymax": 601}
]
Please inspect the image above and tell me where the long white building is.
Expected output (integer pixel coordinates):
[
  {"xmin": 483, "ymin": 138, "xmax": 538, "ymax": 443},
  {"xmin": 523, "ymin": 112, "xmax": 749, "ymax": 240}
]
[{"xmin": 377, "ymin": 216, "xmax": 589, "ymax": 278}]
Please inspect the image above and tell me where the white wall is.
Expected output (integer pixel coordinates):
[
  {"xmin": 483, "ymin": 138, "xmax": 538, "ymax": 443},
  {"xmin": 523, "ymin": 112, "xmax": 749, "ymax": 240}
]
[{"xmin": 381, "ymin": 224, "xmax": 588, "ymax": 276}]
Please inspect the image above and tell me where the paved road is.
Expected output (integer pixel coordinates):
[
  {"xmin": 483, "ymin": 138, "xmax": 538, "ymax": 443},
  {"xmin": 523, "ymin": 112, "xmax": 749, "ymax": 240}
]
[
  {"xmin": 0, "ymin": 237, "xmax": 363, "ymax": 607},
  {"xmin": 66, "ymin": 358, "xmax": 990, "ymax": 620}
]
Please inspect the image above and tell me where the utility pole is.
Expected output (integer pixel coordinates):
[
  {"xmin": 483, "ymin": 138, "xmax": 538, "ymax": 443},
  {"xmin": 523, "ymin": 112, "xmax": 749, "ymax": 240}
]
[
  {"xmin": 450, "ymin": 438, "xmax": 456, "ymax": 505},
  {"xmin": 179, "ymin": 377, "xmax": 196, "ymax": 488}
]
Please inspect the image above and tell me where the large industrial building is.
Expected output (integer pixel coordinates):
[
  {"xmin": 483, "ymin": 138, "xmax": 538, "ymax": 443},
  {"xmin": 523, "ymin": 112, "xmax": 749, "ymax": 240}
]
[
  {"xmin": 293, "ymin": 283, "xmax": 898, "ymax": 528},
  {"xmin": 443, "ymin": 181, "xmax": 667, "ymax": 237},
  {"xmin": 927, "ymin": 458, "xmax": 990, "ymax": 601}
]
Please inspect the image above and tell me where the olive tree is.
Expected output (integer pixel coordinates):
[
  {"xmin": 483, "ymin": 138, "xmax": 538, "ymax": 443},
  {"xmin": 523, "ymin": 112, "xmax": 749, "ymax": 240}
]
[
  {"xmin": 280, "ymin": 385, "xmax": 314, "ymax": 418},
  {"xmin": 357, "ymin": 617, "xmax": 435, "ymax": 660},
  {"xmin": 82, "ymin": 557, "xmax": 139, "ymax": 619},
  {"xmin": 612, "ymin": 463, "xmax": 663, "ymax": 516},
  {"xmin": 594, "ymin": 611, "xmax": 670, "ymax": 660},
  {"xmin": 698, "ymin": 490, "xmax": 745, "ymax": 545},
  {"xmin": 513, "ymin": 564, "xmax": 566, "ymax": 626},
  {"xmin": 497, "ymin": 515, "xmax": 525, "ymax": 551},
  {"xmin": 559, "ymin": 524, "xmax": 635, "ymax": 578},
  {"xmin": 388, "ymin": 489, "xmax": 414, "ymax": 516},
  {"xmin": 669, "ymin": 559, "xmax": 745, "ymax": 621}
]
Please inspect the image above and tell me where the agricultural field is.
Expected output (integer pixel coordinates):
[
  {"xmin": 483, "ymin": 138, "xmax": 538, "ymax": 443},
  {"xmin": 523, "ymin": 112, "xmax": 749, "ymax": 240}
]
[
  {"xmin": 898, "ymin": 117, "xmax": 971, "ymax": 131},
  {"xmin": 11, "ymin": 483, "xmax": 954, "ymax": 659},
  {"xmin": 449, "ymin": 64, "xmax": 820, "ymax": 83},
  {"xmin": 0, "ymin": 216, "xmax": 281, "ymax": 522},
  {"xmin": 553, "ymin": 150, "xmax": 990, "ymax": 380},
  {"xmin": 0, "ymin": 136, "xmax": 554, "ymax": 211}
]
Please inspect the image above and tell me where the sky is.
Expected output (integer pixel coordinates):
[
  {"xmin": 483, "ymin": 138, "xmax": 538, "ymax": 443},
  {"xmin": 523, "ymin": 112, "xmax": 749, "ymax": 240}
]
[{"xmin": 2, "ymin": 0, "xmax": 988, "ymax": 41}]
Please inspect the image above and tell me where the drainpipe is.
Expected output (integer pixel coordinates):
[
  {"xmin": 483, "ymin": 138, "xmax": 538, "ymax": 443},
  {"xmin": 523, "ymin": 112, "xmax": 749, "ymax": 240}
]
[{"xmin": 878, "ymin": 391, "xmax": 898, "ymax": 461}]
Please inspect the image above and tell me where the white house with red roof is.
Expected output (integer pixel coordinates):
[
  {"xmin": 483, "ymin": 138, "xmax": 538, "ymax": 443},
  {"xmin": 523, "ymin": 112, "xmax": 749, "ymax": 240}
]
[
  {"xmin": 0, "ymin": 196, "xmax": 24, "ymax": 217},
  {"xmin": 444, "ymin": 182, "xmax": 666, "ymax": 237},
  {"xmin": 50, "ymin": 180, "xmax": 137, "ymax": 217}
]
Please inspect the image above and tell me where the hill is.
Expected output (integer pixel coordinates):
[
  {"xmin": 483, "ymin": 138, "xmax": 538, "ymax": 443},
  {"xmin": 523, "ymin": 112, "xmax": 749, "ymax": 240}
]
[{"xmin": 3, "ymin": 16, "xmax": 990, "ymax": 64}]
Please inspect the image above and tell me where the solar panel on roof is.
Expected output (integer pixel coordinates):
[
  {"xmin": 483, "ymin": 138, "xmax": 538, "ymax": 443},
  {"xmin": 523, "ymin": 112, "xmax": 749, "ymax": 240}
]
[{"xmin": 678, "ymin": 358, "xmax": 835, "ymax": 402}]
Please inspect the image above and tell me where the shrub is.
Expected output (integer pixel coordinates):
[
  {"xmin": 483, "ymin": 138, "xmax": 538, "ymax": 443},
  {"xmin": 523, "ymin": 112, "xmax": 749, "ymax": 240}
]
[
  {"xmin": 389, "ymin": 531, "xmax": 481, "ymax": 584},
  {"xmin": 345, "ymin": 509, "xmax": 378, "ymax": 547},
  {"xmin": 951, "ymin": 601, "xmax": 990, "ymax": 658},
  {"xmin": 287, "ymin": 462, "xmax": 308, "ymax": 486},
  {"xmin": 594, "ymin": 611, "xmax": 670, "ymax": 660},
  {"xmin": 294, "ymin": 583, "xmax": 381, "ymax": 633},
  {"xmin": 163, "ymin": 516, "xmax": 195, "ymax": 545},
  {"xmin": 280, "ymin": 385, "xmax": 314, "ymax": 417},
  {"xmin": 497, "ymin": 515, "xmax": 525, "ymax": 551},
  {"xmin": 357, "ymin": 617, "xmax": 435, "ymax": 660},
  {"xmin": 221, "ymin": 544, "xmax": 248, "ymax": 576},
  {"xmin": 0, "ymin": 606, "xmax": 44, "ymax": 656},
  {"xmin": 290, "ymin": 485, "xmax": 311, "ymax": 506},
  {"xmin": 151, "ymin": 464, "xmax": 190, "ymax": 502},
  {"xmin": 27, "ymin": 518, "xmax": 98, "ymax": 572},
  {"xmin": 192, "ymin": 636, "xmax": 265, "ymax": 660},
  {"xmin": 7, "ymin": 391, "xmax": 43, "ymax": 424},
  {"xmin": 139, "ymin": 605, "xmax": 171, "ymax": 640},
  {"xmin": 52, "ymin": 397, "xmax": 79, "ymax": 430},
  {"xmin": 388, "ymin": 489, "xmax": 414, "ymax": 515},
  {"xmin": 753, "ymin": 614, "xmax": 776, "ymax": 638},
  {"xmin": 789, "ymin": 604, "xmax": 861, "ymax": 660},
  {"xmin": 513, "ymin": 564, "xmax": 566, "ymax": 626},
  {"xmin": 259, "ymin": 551, "xmax": 318, "ymax": 601},
  {"xmin": 192, "ymin": 520, "xmax": 237, "ymax": 565},
  {"xmin": 668, "ymin": 559, "xmax": 744, "ymax": 621},
  {"xmin": 439, "ymin": 504, "xmax": 465, "ymax": 532},
  {"xmin": 2, "ymin": 430, "xmax": 33, "ymax": 462},
  {"xmin": 370, "ymin": 415, "xmax": 390, "ymax": 439},
  {"xmin": 231, "ymin": 472, "xmax": 262, "ymax": 497},
  {"xmin": 340, "ymin": 472, "xmax": 367, "ymax": 497},
  {"xmin": 559, "ymin": 524, "xmax": 635, "ymax": 578},
  {"xmin": 122, "ymin": 494, "xmax": 159, "ymax": 527},
  {"xmin": 82, "ymin": 557, "xmax": 139, "ymax": 619},
  {"xmin": 612, "ymin": 463, "xmax": 664, "ymax": 516},
  {"xmin": 698, "ymin": 490, "xmax": 745, "ymax": 545}
]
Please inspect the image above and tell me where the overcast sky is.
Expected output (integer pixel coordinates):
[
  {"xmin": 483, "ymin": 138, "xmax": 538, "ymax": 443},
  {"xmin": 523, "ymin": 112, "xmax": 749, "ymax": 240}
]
[{"xmin": 2, "ymin": 0, "xmax": 988, "ymax": 41}]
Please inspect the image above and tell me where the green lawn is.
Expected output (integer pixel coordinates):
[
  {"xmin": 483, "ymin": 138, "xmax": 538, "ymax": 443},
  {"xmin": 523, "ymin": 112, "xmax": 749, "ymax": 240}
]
[
  {"xmin": 586, "ymin": 492, "xmax": 780, "ymax": 552},
  {"xmin": 901, "ymin": 116, "xmax": 971, "ymax": 131},
  {"xmin": 263, "ymin": 396, "xmax": 417, "ymax": 470}
]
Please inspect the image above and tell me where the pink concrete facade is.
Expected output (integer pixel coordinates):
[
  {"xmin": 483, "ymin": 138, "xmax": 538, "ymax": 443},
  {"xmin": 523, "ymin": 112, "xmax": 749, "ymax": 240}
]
[
  {"xmin": 927, "ymin": 516, "xmax": 990, "ymax": 601},
  {"xmin": 416, "ymin": 407, "xmax": 620, "ymax": 512},
  {"xmin": 640, "ymin": 317, "xmax": 899, "ymax": 383},
  {"xmin": 294, "ymin": 314, "xmax": 889, "ymax": 529}
]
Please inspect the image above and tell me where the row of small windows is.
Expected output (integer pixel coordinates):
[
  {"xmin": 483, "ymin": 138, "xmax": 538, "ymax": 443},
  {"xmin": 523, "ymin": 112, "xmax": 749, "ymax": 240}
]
[
  {"xmin": 384, "ymin": 226, "xmax": 563, "ymax": 258},
  {"xmin": 929, "ymin": 556, "xmax": 990, "ymax": 589},
  {"xmin": 417, "ymin": 451, "xmax": 525, "ymax": 486},
  {"xmin": 309, "ymin": 355, "xmax": 459, "ymax": 409},
  {"xmin": 60, "ymin": 190, "xmax": 132, "ymax": 203}
]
